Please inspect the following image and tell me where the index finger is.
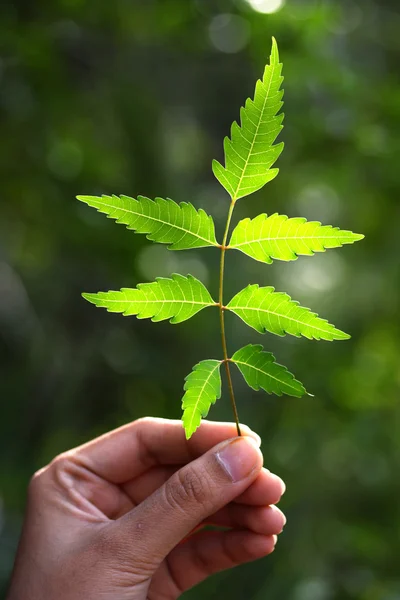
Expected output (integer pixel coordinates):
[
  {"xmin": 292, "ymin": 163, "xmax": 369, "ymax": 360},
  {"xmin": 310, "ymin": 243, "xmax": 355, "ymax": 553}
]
[{"xmin": 68, "ymin": 418, "xmax": 260, "ymax": 484}]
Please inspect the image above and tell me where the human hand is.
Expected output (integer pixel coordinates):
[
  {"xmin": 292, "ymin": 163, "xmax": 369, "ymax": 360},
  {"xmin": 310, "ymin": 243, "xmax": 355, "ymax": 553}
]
[{"xmin": 7, "ymin": 418, "xmax": 286, "ymax": 599}]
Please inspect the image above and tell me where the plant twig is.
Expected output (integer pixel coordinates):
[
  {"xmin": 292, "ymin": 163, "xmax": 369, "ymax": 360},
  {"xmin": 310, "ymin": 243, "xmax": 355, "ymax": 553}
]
[{"xmin": 219, "ymin": 199, "xmax": 241, "ymax": 436}]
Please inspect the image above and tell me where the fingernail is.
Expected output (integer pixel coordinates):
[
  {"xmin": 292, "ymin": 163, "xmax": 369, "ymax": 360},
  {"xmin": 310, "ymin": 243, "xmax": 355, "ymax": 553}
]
[
  {"xmin": 248, "ymin": 432, "xmax": 262, "ymax": 448},
  {"xmin": 278, "ymin": 476, "xmax": 286, "ymax": 495},
  {"xmin": 215, "ymin": 437, "xmax": 262, "ymax": 483},
  {"xmin": 270, "ymin": 473, "xmax": 286, "ymax": 496},
  {"xmin": 273, "ymin": 535, "xmax": 278, "ymax": 546},
  {"xmin": 239, "ymin": 424, "xmax": 262, "ymax": 447},
  {"xmin": 270, "ymin": 505, "xmax": 287, "ymax": 530}
]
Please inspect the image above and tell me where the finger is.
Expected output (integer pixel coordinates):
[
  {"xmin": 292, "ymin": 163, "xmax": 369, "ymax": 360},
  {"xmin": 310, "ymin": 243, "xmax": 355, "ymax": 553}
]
[
  {"xmin": 121, "ymin": 465, "xmax": 176, "ymax": 507},
  {"xmin": 112, "ymin": 436, "xmax": 263, "ymax": 567},
  {"xmin": 123, "ymin": 468, "xmax": 286, "ymax": 533},
  {"xmin": 122, "ymin": 470, "xmax": 287, "ymax": 534},
  {"xmin": 204, "ymin": 503, "xmax": 286, "ymax": 535},
  {"xmin": 156, "ymin": 530, "xmax": 277, "ymax": 595},
  {"xmin": 122, "ymin": 466, "xmax": 284, "ymax": 510},
  {"xmin": 120, "ymin": 470, "xmax": 285, "ymax": 532},
  {"xmin": 70, "ymin": 418, "xmax": 260, "ymax": 484},
  {"xmin": 234, "ymin": 468, "xmax": 286, "ymax": 506}
]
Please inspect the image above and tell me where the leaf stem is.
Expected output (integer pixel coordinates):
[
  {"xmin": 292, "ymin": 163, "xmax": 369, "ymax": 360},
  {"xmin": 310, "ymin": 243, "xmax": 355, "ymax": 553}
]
[{"xmin": 219, "ymin": 199, "xmax": 241, "ymax": 436}]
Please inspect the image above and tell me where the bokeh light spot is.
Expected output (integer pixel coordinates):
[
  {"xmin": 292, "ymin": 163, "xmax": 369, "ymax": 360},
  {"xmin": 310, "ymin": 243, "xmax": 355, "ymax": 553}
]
[
  {"xmin": 293, "ymin": 578, "xmax": 332, "ymax": 600},
  {"xmin": 245, "ymin": 0, "xmax": 285, "ymax": 15},
  {"xmin": 294, "ymin": 183, "xmax": 341, "ymax": 223},
  {"xmin": 209, "ymin": 14, "xmax": 250, "ymax": 54},
  {"xmin": 279, "ymin": 253, "xmax": 345, "ymax": 295}
]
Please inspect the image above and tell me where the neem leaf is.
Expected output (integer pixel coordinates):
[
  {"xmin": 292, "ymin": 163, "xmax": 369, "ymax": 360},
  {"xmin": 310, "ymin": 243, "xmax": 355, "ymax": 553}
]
[
  {"xmin": 229, "ymin": 213, "xmax": 364, "ymax": 264},
  {"xmin": 77, "ymin": 195, "xmax": 219, "ymax": 250},
  {"xmin": 226, "ymin": 284, "xmax": 349, "ymax": 341},
  {"xmin": 212, "ymin": 37, "xmax": 284, "ymax": 201},
  {"xmin": 182, "ymin": 360, "xmax": 222, "ymax": 439},
  {"xmin": 83, "ymin": 274, "xmax": 216, "ymax": 324},
  {"xmin": 231, "ymin": 344, "xmax": 306, "ymax": 397}
]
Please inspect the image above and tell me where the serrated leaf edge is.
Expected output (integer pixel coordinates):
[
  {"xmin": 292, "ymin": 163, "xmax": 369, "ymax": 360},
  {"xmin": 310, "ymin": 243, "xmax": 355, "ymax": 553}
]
[
  {"xmin": 226, "ymin": 284, "xmax": 350, "ymax": 341},
  {"xmin": 230, "ymin": 344, "xmax": 307, "ymax": 397},
  {"xmin": 227, "ymin": 213, "xmax": 364, "ymax": 263},
  {"xmin": 182, "ymin": 360, "xmax": 223, "ymax": 439},
  {"xmin": 77, "ymin": 195, "xmax": 220, "ymax": 249},
  {"xmin": 82, "ymin": 273, "xmax": 218, "ymax": 324}
]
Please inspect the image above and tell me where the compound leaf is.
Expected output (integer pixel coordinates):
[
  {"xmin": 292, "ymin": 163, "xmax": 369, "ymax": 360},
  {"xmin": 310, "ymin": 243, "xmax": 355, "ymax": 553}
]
[
  {"xmin": 231, "ymin": 344, "xmax": 306, "ymax": 397},
  {"xmin": 226, "ymin": 284, "xmax": 349, "ymax": 341},
  {"xmin": 212, "ymin": 37, "xmax": 284, "ymax": 201},
  {"xmin": 229, "ymin": 213, "xmax": 364, "ymax": 264},
  {"xmin": 83, "ymin": 274, "xmax": 216, "ymax": 324},
  {"xmin": 182, "ymin": 360, "xmax": 222, "ymax": 439},
  {"xmin": 77, "ymin": 194, "xmax": 219, "ymax": 250}
]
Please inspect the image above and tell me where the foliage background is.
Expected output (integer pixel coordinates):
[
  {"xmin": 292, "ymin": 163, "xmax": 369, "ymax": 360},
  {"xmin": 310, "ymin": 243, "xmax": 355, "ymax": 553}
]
[{"xmin": 1, "ymin": 0, "xmax": 399, "ymax": 598}]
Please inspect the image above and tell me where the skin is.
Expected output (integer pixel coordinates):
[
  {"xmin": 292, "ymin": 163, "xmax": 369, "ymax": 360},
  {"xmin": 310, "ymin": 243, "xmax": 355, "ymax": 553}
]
[{"xmin": 7, "ymin": 418, "xmax": 286, "ymax": 599}]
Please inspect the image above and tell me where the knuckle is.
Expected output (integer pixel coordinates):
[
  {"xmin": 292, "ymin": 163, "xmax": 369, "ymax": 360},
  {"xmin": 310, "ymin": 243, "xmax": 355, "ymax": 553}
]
[
  {"xmin": 48, "ymin": 452, "xmax": 74, "ymax": 480},
  {"xmin": 45, "ymin": 452, "xmax": 83, "ymax": 493},
  {"xmin": 27, "ymin": 454, "xmax": 70, "ymax": 495},
  {"xmin": 165, "ymin": 467, "xmax": 209, "ymax": 511},
  {"xmin": 48, "ymin": 452, "xmax": 71, "ymax": 471},
  {"xmin": 133, "ymin": 416, "xmax": 155, "ymax": 430},
  {"xmin": 27, "ymin": 468, "xmax": 46, "ymax": 497},
  {"xmin": 27, "ymin": 452, "xmax": 81, "ymax": 499},
  {"xmin": 191, "ymin": 546, "xmax": 213, "ymax": 576},
  {"xmin": 222, "ymin": 534, "xmax": 241, "ymax": 565}
]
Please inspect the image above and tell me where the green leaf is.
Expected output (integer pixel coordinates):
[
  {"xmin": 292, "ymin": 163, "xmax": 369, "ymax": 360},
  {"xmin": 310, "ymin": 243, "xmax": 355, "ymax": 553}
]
[
  {"xmin": 226, "ymin": 284, "xmax": 349, "ymax": 341},
  {"xmin": 182, "ymin": 360, "xmax": 222, "ymax": 439},
  {"xmin": 77, "ymin": 194, "xmax": 219, "ymax": 250},
  {"xmin": 83, "ymin": 274, "xmax": 216, "ymax": 324},
  {"xmin": 231, "ymin": 344, "xmax": 306, "ymax": 397},
  {"xmin": 229, "ymin": 213, "xmax": 364, "ymax": 264},
  {"xmin": 212, "ymin": 37, "xmax": 284, "ymax": 201}
]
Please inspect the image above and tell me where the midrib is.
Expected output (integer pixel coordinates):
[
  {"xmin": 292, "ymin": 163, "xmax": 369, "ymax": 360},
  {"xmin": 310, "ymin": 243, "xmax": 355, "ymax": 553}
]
[
  {"xmin": 187, "ymin": 363, "xmax": 221, "ymax": 431},
  {"xmin": 233, "ymin": 359, "xmax": 299, "ymax": 392},
  {"xmin": 232, "ymin": 61, "xmax": 276, "ymax": 200},
  {"xmin": 92, "ymin": 198, "xmax": 215, "ymax": 245}
]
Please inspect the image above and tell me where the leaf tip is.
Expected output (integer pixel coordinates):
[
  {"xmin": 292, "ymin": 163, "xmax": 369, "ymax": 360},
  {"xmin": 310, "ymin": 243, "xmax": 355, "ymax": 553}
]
[
  {"xmin": 82, "ymin": 292, "xmax": 97, "ymax": 304},
  {"xmin": 335, "ymin": 330, "xmax": 351, "ymax": 341},
  {"xmin": 212, "ymin": 158, "xmax": 222, "ymax": 171},
  {"xmin": 183, "ymin": 424, "xmax": 194, "ymax": 440},
  {"xmin": 271, "ymin": 36, "xmax": 279, "ymax": 62}
]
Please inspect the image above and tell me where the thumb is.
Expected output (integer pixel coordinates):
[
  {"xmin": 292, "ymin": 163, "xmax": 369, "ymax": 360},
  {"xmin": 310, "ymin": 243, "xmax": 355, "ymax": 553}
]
[{"xmin": 113, "ymin": 435, "xmax": 263, "ymax": 570}]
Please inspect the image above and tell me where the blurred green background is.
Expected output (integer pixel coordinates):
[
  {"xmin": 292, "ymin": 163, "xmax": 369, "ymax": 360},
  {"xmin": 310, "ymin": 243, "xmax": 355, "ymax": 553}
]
[{"xmin": 1, "ymin": 0, "xmax": 399, "ymax": 598}]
